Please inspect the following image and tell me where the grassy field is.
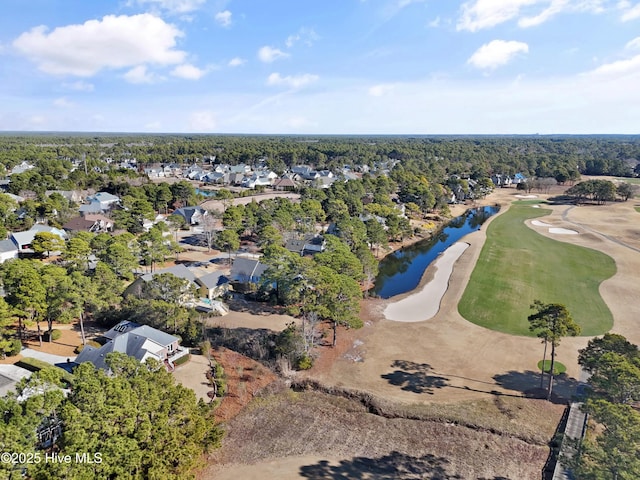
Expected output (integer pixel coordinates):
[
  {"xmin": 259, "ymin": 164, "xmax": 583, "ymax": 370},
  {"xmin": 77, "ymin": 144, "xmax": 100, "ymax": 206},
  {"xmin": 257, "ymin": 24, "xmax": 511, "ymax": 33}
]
[{"xmin": 458, "ymin": 202, "xmax": 615, "ymax": 336}]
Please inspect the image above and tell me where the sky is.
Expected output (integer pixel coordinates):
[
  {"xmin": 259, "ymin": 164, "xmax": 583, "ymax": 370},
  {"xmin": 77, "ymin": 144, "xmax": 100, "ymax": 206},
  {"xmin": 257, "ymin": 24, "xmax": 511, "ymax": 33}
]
[{"xmin": 0, "ymin": 0, "xmax": 639, "ymax": 135}]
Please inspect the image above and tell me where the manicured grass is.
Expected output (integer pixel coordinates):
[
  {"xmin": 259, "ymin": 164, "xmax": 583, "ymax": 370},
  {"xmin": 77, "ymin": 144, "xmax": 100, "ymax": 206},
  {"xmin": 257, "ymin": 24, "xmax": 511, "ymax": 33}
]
[
  {"xmin": 458, "ymin": 202, "xmax": 615, "ymax": 336},
  {"xmin": 537, "ymin": 360, "xmax": 566, "ymax": 375},
  {"xmin": 635, "ymin": 207, "xmax": 640, "ymax": 214}
]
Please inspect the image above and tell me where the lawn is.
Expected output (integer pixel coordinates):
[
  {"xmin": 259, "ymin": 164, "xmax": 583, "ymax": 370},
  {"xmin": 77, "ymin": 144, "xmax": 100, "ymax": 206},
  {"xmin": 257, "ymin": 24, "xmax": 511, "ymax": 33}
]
[{"xmin": 458, "ymin": 202, "xmax": 615, "ymax": 336}]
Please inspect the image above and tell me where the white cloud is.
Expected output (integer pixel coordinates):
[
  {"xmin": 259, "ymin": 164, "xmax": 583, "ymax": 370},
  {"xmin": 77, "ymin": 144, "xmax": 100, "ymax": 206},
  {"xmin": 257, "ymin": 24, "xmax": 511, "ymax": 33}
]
[
  {"xmin": 128, "ymin": 0, "xmax": 206, "ymax": 14},
  {"xmin": 626, "ymin": 36, "xmax": 640, "ymax": 50},
  {"xmin": 518, "ymin": 0, "xmax": 570, "ymax": 27},
  {"xmin": 124, "ymin": 65, "xmax": 157, "ymax": 84},
  {"xmin": 267, "ymin": 72, "xmax": 318, "ymax": 88},
  {"xmin": 13, "ymin": 14, "xmax": 185, "ymax": 77},
  {"xmin": 458, "ymin": 0, "xmax": 539, "ymax": 31},
  {"xmin": 457, "ymin": 0, "xmax": 607, "ymax": 31},
  {"xmin": 171, "ymin": 63, "xmax": 206, "ymax": 79},
  {"xmin": 189, "ymin": 111, "xmax": 216, "ymax": 131},
  {"xmin": 257, "ymin": 46, "xmax": 289, "ymax": 63},
  {"xmin": 285, "ymin": 28, "xmax": 319, "ymax": 48},
  {"xmin": 228, "ymin": 57, "xmax": 246, "ymax": 67},
  {"xmin": 53, "ymin": 97, "xmax": 73, "ymax": 108},
  {"xmin": 63, "ymin": 80, "xmax": 94, "ymax": 92},
  {"xmin": 588, "ymin": 54, "xmax": 640, "ymax": 76},
  {"xmin": 368, "ymin": 84, "xmax": 395, "ymax": 96},
  {"xmin": 215, "ymin": 10, "xmax": 232, "ymax": 27},
  {"xmin": 621, "ymin": 2, "xmax": 640, "ymax": 20},
  {"xmin": 468, "ymin": 40, "xmax": 529, "ymax": 69},
  {"xmin": 145, "ymin": 120, "xmax": 162, "ymax": 130}
]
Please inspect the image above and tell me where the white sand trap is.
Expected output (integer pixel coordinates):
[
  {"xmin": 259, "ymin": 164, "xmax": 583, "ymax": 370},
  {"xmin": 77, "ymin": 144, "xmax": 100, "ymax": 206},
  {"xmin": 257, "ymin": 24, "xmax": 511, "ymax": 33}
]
[
  {"xmin": 549, "ymin": 227, "xmax": 578, "ymax": 235},
  {"xmin": 531, "ymin": 220, "xmax": 552, "ymax": 227},
  {"xmin": 384, "ymin": 242, "xmax": 470, "ymax": 323},
  {"xmin": 515, "ymin": 194, "xmax": 538, "ymax": 198},
  {"xmin": 532, "ymin": 205, "xmax": 540, "ymax": 208}
]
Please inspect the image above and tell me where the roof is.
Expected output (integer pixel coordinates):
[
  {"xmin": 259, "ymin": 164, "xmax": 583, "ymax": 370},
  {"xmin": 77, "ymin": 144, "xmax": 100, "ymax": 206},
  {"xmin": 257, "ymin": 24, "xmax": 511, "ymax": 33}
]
[
  {"xmin": 0, "ymin": 239, "xmax": 18, "ymax": 253},
  {"xmin": 103, "ymin": 320, "xmax": 141, "ymax": 340},
  {"xmin": 285, "ymin": 238, "xmax": 306, "ymax": 254},
  {"xmin": 230, "ymin": 258, "xmax": 267, "ymax": 282},
  {"xmin": 196, "ymin": 271, "xmax": 229, "ymax": 289},
  {"xmin": 89, "ymin": 192, "xmax": 120, "ymax": 203},
  {"xmin": 140, "ymin": 263, "xmax": 197, "ymax": 283},
  {"xmin": 62, "ymin": 216, "xmax": 95, "ymax": 231},
  {"xmin": 173, "ymin": 206, "xmax": 205, "ymax": 223},
  {"xmin": 78, "ymin": 322, "xmax": 180, "ymax": 371},
  {"xmin": 10, "ymin": 224, "xmax": 67, "ymax": 247}
]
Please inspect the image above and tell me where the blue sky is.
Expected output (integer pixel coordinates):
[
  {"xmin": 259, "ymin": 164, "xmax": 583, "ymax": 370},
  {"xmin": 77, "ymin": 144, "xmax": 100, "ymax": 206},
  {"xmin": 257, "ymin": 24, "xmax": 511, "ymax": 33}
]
[{"xmin": 1, "ymin": 0, "xmax": 639, "ymax": 134}]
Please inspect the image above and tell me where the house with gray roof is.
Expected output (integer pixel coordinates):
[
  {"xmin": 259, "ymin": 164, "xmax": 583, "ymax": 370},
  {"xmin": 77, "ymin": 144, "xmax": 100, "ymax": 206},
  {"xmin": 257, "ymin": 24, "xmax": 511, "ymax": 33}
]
[
  {"xmin": 173, "ymin": 206, "xmax": 207, "ymax": 225},
  {"xmin": 10, "ymin": 224, "xmax": 68, "ymax": 253},
  {"xmin": 76, "ymin": 321, "xmax": 187, "ymax": 372},
  {"xmin": 230, "ymin": 258, "xmax": 268, "ymax": 292},
  {"xmin": 0, "ymin": 238, "xmax": 19, "ymax": 263},
  {"xmin": 195, "ymin": 271, "xmax": 229, "ymax": 299}
]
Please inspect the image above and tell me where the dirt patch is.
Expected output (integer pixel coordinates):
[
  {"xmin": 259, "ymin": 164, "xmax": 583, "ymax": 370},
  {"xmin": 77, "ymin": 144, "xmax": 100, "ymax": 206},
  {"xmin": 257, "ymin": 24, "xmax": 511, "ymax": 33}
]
[
  {"xmin": 211, "ymin": 347, "xmax": 280, "ymax": 423},
  {"xmin": 203, "ymin": 390, "xmax": 562, "ymax": 480}
]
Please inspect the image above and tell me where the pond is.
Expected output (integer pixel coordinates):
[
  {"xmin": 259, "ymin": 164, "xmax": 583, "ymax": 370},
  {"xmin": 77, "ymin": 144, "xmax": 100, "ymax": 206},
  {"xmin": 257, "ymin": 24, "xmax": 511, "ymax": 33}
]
[
  {"xmin": 195, "ymin": 188, "xmax": 216, "ymax": 197},
  {"xmin": 371, "ymin": 205, "xmax": 500, "ymax": 299}
]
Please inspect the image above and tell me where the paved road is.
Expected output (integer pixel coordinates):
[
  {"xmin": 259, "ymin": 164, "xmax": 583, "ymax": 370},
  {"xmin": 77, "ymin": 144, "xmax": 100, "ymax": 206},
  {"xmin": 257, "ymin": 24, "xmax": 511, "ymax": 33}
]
[{"xmin": 21, "ymin": 348, "xmax": 76, "ymax": 365}]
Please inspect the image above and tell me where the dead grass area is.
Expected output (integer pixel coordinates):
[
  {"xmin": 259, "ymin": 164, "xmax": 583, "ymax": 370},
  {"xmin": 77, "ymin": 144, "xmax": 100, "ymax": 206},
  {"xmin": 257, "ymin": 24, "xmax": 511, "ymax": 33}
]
[
  {"xmin": 203, "ymin": 390, "xmax": 557, "ymax": 480},
  {"xmin": 212, "ymin": 347, "xmax": 280, "ymax": 423}
]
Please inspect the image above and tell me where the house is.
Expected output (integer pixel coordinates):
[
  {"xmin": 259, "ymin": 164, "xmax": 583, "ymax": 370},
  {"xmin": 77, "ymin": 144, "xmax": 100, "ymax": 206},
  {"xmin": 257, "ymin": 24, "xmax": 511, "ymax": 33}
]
[
  {"xmin": 273, "ymin": 176, "xmax": 298, "ymax": 191},
  {"xmin": 284, "ymin": 234, "xmax": 326, "ymax": 256},
  {"xmin": 76, "ymin": 321, "xmax": 188, "ymax": 372},
  {"xmin": 195, "ymin": 271, "xmax": 230, "ymax": 300},
  {"xmin": 10, "ymin": 224, "xmax": 68, "ymax": 253},
  {"xmin": 0, "ymin": 239, "xmax": 19, "ymax": 263},
  {"xmin": 45, "ymin": 190, "xmax": 84, "ymax": 204},
  {"xmin": 241, "ymin": 174, "xmax": 273, "ymax": 189},
  {"xmin": 172, "ymin": 206, "xmax": 207, "ymax": 225},
  {"xmin": 79, "ymin": 191, "xmax": 120, "ymax": 214},
  {"xmin": 86, "ymin": 192, "xmax": 120, "ymax": 209},
  {"xmin": 63, "ymin": 214, "xmax": 113, "ymax": 234},
  {"xmin": 9, "ymin": 161, "xmax": 35, "ymax": 176},
  {"xmin": 124, "ymin": 264, "xmax": 199, "ymax": 301},
  {"xmin": 230, "ymin": 258, "xmax": 268, "ymax": 292}
]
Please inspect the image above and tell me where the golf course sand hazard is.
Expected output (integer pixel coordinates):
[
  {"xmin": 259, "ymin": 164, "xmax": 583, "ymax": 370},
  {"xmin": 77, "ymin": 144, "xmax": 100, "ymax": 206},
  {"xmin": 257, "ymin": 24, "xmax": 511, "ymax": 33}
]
[
  {"xmin": 384, "ymin": 242, "xmax": 470, "ymax": 322},
  {"xmin": 531, "ymin": 220, "xmax": 552, "ymax": 227}
]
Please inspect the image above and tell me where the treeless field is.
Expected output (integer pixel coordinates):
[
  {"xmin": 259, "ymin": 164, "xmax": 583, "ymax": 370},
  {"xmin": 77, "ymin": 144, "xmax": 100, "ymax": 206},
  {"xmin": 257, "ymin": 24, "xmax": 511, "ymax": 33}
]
[{"xmin": 207, "ymin": 183, "xmax": 640, "ymax": 479}]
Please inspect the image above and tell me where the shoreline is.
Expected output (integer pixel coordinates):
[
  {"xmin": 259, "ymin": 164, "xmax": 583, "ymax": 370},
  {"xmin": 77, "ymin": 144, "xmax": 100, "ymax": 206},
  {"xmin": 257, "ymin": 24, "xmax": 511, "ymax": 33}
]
[{"xmin": 383, "ymin": 242, "xmax": 470, "ymax": 322}]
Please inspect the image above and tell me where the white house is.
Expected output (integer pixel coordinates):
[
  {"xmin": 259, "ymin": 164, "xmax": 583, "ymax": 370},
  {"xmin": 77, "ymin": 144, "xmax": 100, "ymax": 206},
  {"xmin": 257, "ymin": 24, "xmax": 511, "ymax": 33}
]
[{"xmin": 10, "ymin": 225, "xmax": 68, "ymax": 253}]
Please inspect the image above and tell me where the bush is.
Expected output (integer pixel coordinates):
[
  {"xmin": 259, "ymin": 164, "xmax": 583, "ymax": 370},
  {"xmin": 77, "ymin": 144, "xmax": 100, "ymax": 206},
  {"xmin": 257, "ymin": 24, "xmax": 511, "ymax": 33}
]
[
  {"xmin": 74, "ymin": 340, "xmax": 101, "ymax": 354},
  {"xmin": 296, "ymin": 354, "xmax": 313, "ymax": 370},
  {"xmin": 43, "ymin": 329, "xmax": 62, "ymax": 342},
  {"xmin": 173, "ymin": 354, "xmax": 191, "ymax": 366},
  {"xmin": 7, "ymin": 338, "xmax": 22, "ymax": 357}
]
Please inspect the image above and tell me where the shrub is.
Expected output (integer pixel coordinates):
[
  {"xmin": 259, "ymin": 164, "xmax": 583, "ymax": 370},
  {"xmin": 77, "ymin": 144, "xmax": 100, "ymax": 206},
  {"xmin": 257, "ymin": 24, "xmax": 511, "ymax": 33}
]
[
  {"xmin": 44, "ymin": 329, "xmax": 62, "ymax": 342},
  {"xmin": 173, "ymin": 354, "xmax": 191, "ymax": 366},
  {"xmin": 296, "ymin": 354, "xmax": 313, "ymax": 370},
  {"xmin": 74, "ymin": 340, "xmax": 101, "ymax": 354},
  {"xmin": 7, "ymin": 338, "xmax": 22, "ymax": 357}
]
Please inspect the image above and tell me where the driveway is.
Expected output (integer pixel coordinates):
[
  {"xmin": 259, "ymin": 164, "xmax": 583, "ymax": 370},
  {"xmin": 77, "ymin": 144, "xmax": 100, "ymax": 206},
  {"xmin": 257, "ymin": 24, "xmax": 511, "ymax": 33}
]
[{"xmin": 21, "ymin": 348, "xmax": 76, "ymax": 365}]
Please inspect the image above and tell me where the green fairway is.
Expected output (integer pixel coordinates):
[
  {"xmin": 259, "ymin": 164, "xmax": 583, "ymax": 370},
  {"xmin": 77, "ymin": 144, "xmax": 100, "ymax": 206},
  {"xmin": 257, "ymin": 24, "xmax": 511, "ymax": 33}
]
[{"xmin": 458, "ymin": 202, "xmax": 615, "ymax": 336}]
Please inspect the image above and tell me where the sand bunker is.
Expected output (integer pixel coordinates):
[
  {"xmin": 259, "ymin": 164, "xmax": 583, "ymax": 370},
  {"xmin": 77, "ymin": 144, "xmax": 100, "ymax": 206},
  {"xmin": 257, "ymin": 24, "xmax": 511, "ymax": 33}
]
[
  {"xmin": 549, "ymin": 227, "xmax": 578, "ymax": 235},
  {"xmin": 515, "ymin": 194, "xmax": 538, "ymax": 198},
  {"xmin": 532, "ymin": 205, "xmax": 540, "ymax": 208},
  {"xmin": 384, "ymin": 242, "xmax": 470, "ymax": 323},
  {"xmin": 531, "ymin": 220, "xmax": 552, "ymax": 227}
]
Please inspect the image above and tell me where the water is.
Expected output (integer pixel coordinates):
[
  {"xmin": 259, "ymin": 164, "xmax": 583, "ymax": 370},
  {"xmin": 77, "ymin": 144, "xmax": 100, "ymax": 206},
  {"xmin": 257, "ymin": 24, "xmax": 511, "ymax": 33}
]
[
  {"xmin": 372, "ymin": 206, "xmax": 500, "ymax": 298},
  {"xmin": 195, "ymin": 188, "xmax": 216, "ymax": 197}
]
